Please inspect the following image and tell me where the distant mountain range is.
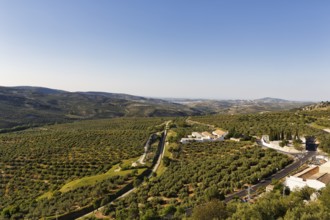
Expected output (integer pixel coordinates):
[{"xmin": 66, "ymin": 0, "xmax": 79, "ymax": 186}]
[
  {"xmin": 167, "ymin": 97, "xmax": 313, "ymax": 115},
  {"xmin": 0, "ymin": 86, "xmax": 314, "ymax": 130},
  {"xmin": 0, "ymin": 86, "xmax": 201, "ymax": 129}
]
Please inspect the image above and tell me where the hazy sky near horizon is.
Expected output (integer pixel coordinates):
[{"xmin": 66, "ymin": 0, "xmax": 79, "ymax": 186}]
[{"xmin": 1, "ymin": 1, "xmax": 329, "ymax": 101}]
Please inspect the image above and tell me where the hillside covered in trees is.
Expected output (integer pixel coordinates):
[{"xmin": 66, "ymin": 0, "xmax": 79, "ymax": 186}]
[
  {"xmin": 0, "ymin": 86, "xmax": 200, "ymax": 130},
  {"xmin": 0, "ymin": 117, "xmax": 166, "ymax": 219},
  {"xmin": 1, "ymin": 104, "xmax": 330, "ymax": 219},
  {"xmin": 191, "ymin": 183, "xmax": 330, "ymax": 220},
  {"xmin": 102, "ymin": 140, "xmax": 292, "ymax": 219},
  {"xmin": 193, "ymin": 110, "xmax": 330, "ymax": 153}
]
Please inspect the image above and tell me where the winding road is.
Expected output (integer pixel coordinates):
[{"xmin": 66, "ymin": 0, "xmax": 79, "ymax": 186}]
[
  {"xmin": 78, "ymin": 118, "xmax": 317, "ymax": 217},
  {"xmin": 76, "ymin": 127, "xmax": 168, "ymax": 219}
]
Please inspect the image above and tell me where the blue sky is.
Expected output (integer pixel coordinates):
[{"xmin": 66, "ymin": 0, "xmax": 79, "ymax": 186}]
[{"xmin": 0, "ymin": 1, "xmax": 329, "ymax": 101}]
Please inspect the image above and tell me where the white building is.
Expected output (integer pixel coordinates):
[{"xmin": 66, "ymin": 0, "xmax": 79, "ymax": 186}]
[
  {"xmin": 212, "ymin": 129, "xmax": 227, "ymax": 141},
  {"xmin": 285, "ymin": 164, "xmax": 330, "ymax": 191},
  {"xmin": 180, "ymin": 138, "xmax": 196, "ymax": 144},
  {"xmin": 180, "ymin": 129, "xmax": 227, "ymax": 144},
  {"xmin": 192, "ymin": 132, "xmax": 203, "ymax": 139}
]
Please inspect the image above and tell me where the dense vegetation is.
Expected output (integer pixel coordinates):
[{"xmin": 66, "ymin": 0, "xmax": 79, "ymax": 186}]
[
  {"xmin": 193, "ymin": 112, "xmax": 315, "ymax": 136},
  {"xmin": 102, "ymin": 141, "xmax": 293, "ymax": 219},
  {"xmin": 299, "ymin": 108, "xmax": 330, "ymax": 152},
  {"xmin": 192, "ymin": 183, "xmax": 330, "ymax": 220},
  {"xmin": 193, "ymin": 111, "xmax": 330, "ymax": 153},
  {"xmin": 2, "ymin": 102, "xmax": 330, "ymax": 219},
  {"xmin": 98, "ymin": 110, "xmax": 330, "ymax": 219},
  {"xmin": 0, "ymin": 117, "xmax": 165, "ymax": 219}
]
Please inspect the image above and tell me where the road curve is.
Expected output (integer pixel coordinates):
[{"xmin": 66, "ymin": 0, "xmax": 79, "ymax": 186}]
[{"xmin": 76, "ymin": 129, "xmax": 168, "ymax": 219}]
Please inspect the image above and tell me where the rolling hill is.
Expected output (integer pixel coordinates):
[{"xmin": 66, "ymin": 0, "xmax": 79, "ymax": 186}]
[
  {"xmin": 301, "ymin": 101, "xmax": 330, "ymax": 111},
  {"xmin": 171, "ymin": 98, "xmax": 313, "ymax": 115},
  {"xmin": 0, "ymin": 86, "xmax": 314, "ymax": 130},
  {"xmin": 0, "ymin": 86, "xmax": 201, "ymax": 130}
]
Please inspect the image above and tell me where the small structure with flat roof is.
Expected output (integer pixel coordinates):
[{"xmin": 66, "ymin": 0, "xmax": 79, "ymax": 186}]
[{"xmin": 285, "ymin": 163, "xmax": 330, "ymax": 191}]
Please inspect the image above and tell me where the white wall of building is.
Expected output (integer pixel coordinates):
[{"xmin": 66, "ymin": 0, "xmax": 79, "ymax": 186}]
[
  {"xmin": 285, "ymin": 176, "xmax": 309, "ymax": 191},
  {"xmin": 192, "ymin": 132, "xmax": 203, "ymax": 139},
  {"xmin": 306, "ymin": 179, "xmax": 325, "ymax": 190},
  {"xmin": 285, "ymin": 176, "xmax": 325, "ymax": 191}
]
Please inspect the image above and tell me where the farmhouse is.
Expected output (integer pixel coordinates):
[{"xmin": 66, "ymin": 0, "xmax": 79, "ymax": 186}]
[
  {"xmin": 180, "ymin": 129, "xmax": 227, "ymax": 144},
  {"xmin": 212, "ymin": 129, "xmax": 227, "ymax": 140}
]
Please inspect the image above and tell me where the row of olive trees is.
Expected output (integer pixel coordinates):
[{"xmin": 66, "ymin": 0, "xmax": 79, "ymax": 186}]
[{"xmin": 103, "ymin": 141, "xmax": 292, "ymax": 219}]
